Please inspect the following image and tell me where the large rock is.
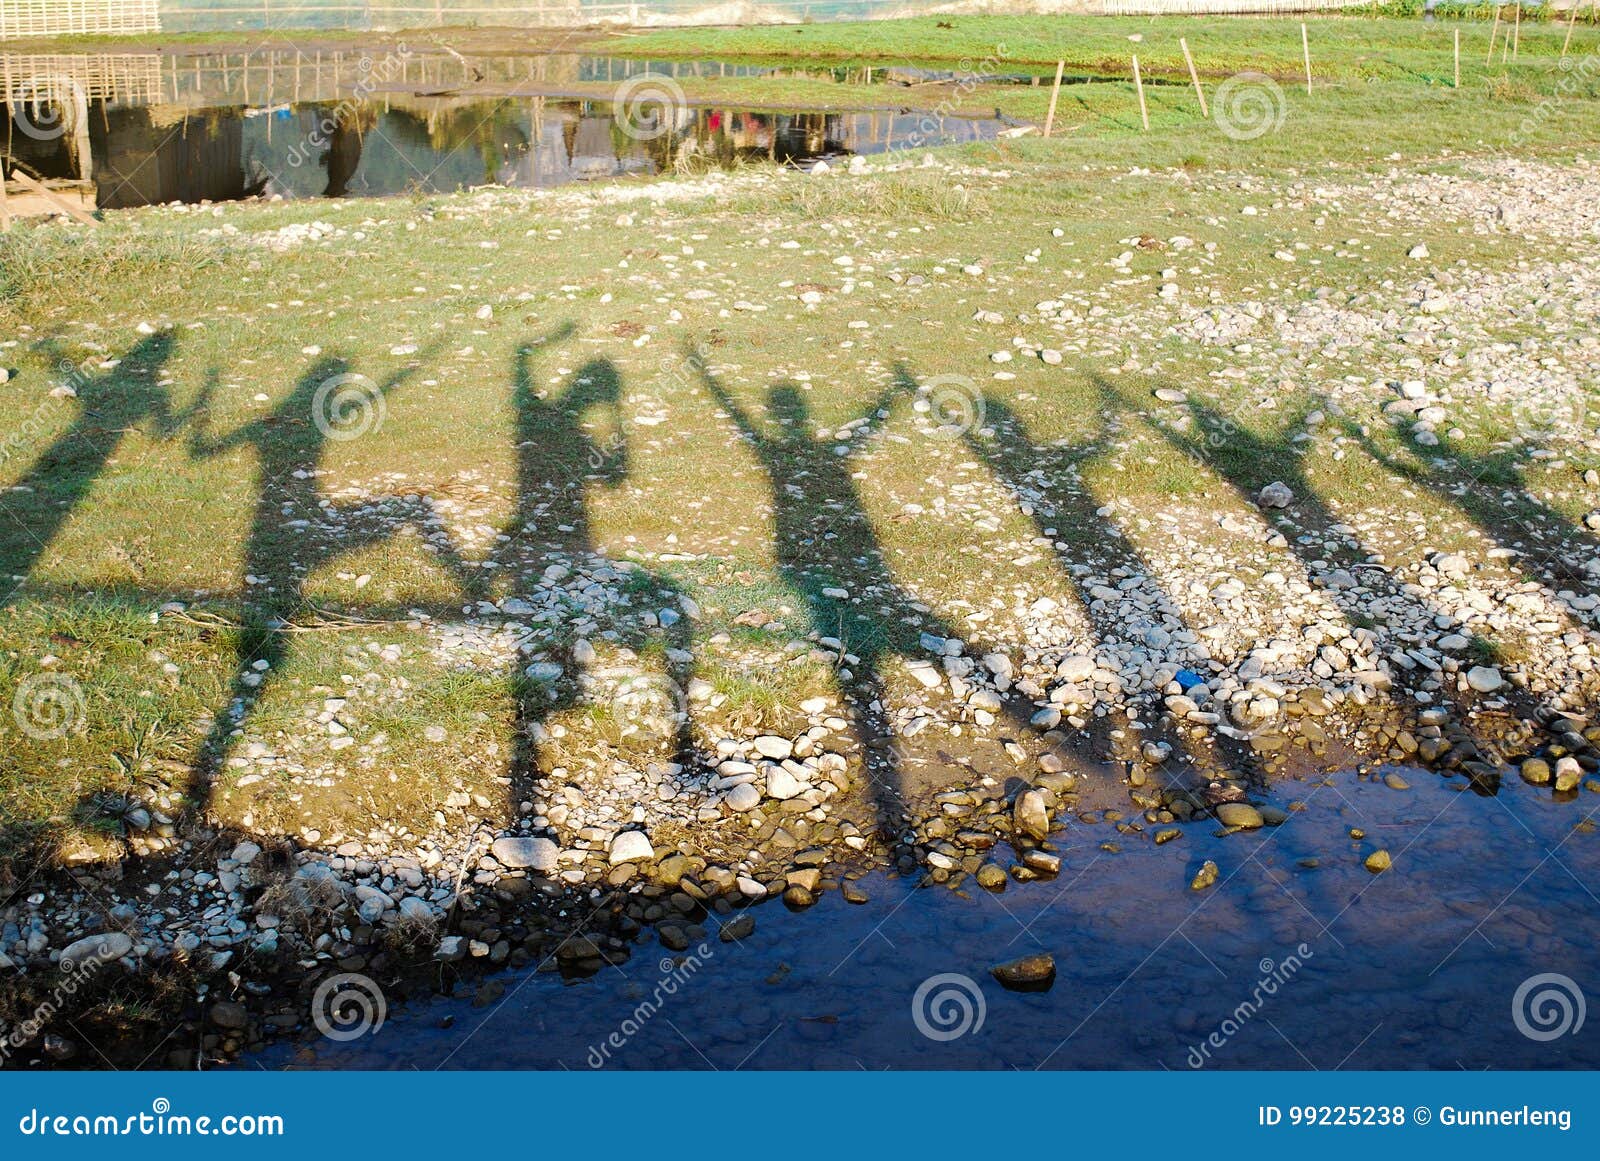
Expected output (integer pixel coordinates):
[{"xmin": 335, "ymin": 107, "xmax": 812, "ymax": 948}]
[
  {"xmin": 1215, "ymin": 802, "xmax": 1264, "ymax": 829},
  {"xmin": 209, "ymin": 1001, "xmax": 249, "ymax": 1030},
  {"xmin": 1258, "ymin": 481, "xmax": 1294, "ymax": 509},
  {"xmin": 609, "ymin": 831, "xmax": 655, "ymax": 865},
  {"xmin": 726, "ymin": 782, "xmax": 762, "ymax": 812},
  {"xmin": 1465, "ymin": 666, "xmax": 1504, "ymax": 693},
  {"xmin": 1056, "ymin": 655, "xmax": 1095, "ymax": 682},
  {"xmin": 753, "ymin": 735, "xmax": 793, "ymax": 760},
  {"xmin": 1555, "ymin": 756, "xmax": 1584, "ymax": 793},
  {"xmin": 490, "ymin": 836, "xmax": 559, "ymax": 872},
  {"xmin": 1013, "ymin": 789, "xmax": 1052, "ymax": 842},
  {"xmin": 766, "ymin": 766, "xmax": 808, "ymax": 800},
  {"xmin": 59, "ymin": 932, "xmax": 132, "ymax": 967}
]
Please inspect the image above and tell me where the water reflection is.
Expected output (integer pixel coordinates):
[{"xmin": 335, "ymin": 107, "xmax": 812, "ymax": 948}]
[
  {"xmin": 1, "ymin": 49, "xmax": 1005, "ymax": 208},
  {"xmin": 244, "ymin": 765, "xmax": 1600, "ymax": 1071}
]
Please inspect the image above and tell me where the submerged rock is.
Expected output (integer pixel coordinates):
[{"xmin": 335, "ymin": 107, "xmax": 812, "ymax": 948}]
[
  {"xmin": 1215, "ymin": 802, "xmax": 1264, "ymax": 829},
  {"xmin": 990, "ymin": 952, "xmax": 1056, "ymax": 991}
]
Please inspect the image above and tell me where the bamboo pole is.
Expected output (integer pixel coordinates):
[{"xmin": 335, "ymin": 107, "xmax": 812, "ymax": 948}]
[
  {"xmin": 1488, "ymin": 5, "xmax": 1501, "ymax": 62},
  {"xmin": 1513, "ymin": 2, "xmax": 1521, "ymax": 57},
  {"xmin": 1043, "ymin": 59, "xmax": 1064, "ymax": 138},
  {"xmin": 1132, "ymin": 54, "xmax": 1149, "ymax": 132},
  {"xmin": 1564, "ymin": 1, "xmax": 1580, "ymax": 60},
  {"xmin": 1454, "ymin": 27, "xmax": 1460, "ymax": 88},
  {"xmin": 1301, "ymin": 23, "xmax": 1313, "ymax": 95},
  {"xmin": 0, "ymin": 171, "xmax": 11, "ymax": 234},
  {"xmin": 9, "ymin": 170, "xmax": 96, "ymax": 227},
  {"xmin": 1181, "ymin": 37, "xmax": 1208, "ymax": 117}
]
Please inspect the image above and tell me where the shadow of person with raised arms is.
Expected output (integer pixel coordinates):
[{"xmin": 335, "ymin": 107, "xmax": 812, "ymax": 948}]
[
  {"xmin": 183, "ymin": 354, "xmax": 444, "ymax": 814},
  {"xmin": 697, "ymin": 357, "xmax": 951, "ymax": 837},
  {"xmin": 0, "ymin": 333, "xmax": 178, "ymax": 604}
]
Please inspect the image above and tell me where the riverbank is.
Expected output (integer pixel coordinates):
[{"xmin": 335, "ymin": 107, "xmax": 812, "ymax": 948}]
[{"xmin": 5, "ymin": 13, "xmax": 1600, "ymax": 1065}]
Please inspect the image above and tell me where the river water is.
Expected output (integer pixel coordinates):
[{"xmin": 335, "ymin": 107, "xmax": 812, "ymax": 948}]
[
  {"xmin": 1, "ymin": 48, "xmax": 1006, "ymax": 207},
  {"xmin": 247, "ymin": 764, "xmax": 1600, "ymax": 1070}
]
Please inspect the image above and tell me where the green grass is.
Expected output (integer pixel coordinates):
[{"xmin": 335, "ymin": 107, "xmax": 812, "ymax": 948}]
[
  {"xmin": 4, "ymin": 12, "xmax": 1600, "ymax": 864},
  {"xmin": 615, "ymin": 13, "xmax": 1598, "ymax": 79}
]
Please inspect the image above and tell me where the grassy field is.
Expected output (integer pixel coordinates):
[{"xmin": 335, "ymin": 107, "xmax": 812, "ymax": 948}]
[
  {"xmin": 3, "ymin": 13, "xmax": 1600, "ymax": 868},
  {"xmin": 616, "ymin": 10, "xmax": 1591, "ymax": 75}
]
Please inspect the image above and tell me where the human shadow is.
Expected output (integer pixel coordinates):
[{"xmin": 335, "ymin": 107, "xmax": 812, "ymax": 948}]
[
  {"xmin": 443, "ymin": 337, "xmax": 699, "ymax": 829},
  {"xmin": 0, "ymin": 333, "xmax": 179, "ymax": 604},
  {"xmin": 696, "ymin": 357, "xmax": 970, "ymax": 837},
  {"xmin": 1336, "ymin": 413, "xmax": 1600, "ymax": 598},
  {"xmin": 184, "ymin": 353, "xmax": 456, "ymax": 813},
  {"xmin": 1103, "ymin": 377, "xmax": 1510, "ymax": 776},
  {"xmin": 961, "ymin": 393, "xmax": 1253, "ymax": 802}
]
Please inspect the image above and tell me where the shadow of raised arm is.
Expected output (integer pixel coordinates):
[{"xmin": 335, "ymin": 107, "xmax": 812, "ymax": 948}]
[{"xmin": 694, "ymin": 353, "xmax": 762, "ymax": 448}]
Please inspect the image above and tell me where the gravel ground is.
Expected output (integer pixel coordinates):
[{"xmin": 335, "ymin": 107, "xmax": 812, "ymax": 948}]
[{"xmin": 5, "ymin": 149, "xmax": 1600, "ymax": 1066}]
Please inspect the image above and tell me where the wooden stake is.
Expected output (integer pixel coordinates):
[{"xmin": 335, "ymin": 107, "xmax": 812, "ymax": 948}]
[
  {"xmin": 1181, "ymin": 37, "xmax": 1208, "ymax": 117},
  {"xmin": 9, "ymin": 170, "xmax": 96, "ymax": 227},
  {"xmin": 1455, "ymin": 27, "xmax": 1461, "ymax": 88},
  {"xmin": 1301, "ymin": 23, "xmax": 1313, "ymax": 94},
  {"xmin": 1513, "ymin": 2, "xmax": 1521, "ymax": 57},
  {"xmin": 1488, "ymin": 5, "xmax": 1501, "ymax": 62},
  {"xmin": 1043, "ymin": 59, "xmax": 1065, "ymax": 139},
  {"xmin": 1563, "ymin": 0, "xmax": 1580, "ymax": 60},
  {"xmin": 1132, "ymin": 54, "xmax": 1149, "ymax": 131}
]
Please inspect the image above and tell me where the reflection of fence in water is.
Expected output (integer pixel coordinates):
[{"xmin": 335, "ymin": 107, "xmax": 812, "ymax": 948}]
[
  {"xmin": 1, "ymin": 54, "xmax": 163, "ymax": 104},
  {"xmin": 0, "ymin": 48, "xmax": 583, "ymax": 111}
]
